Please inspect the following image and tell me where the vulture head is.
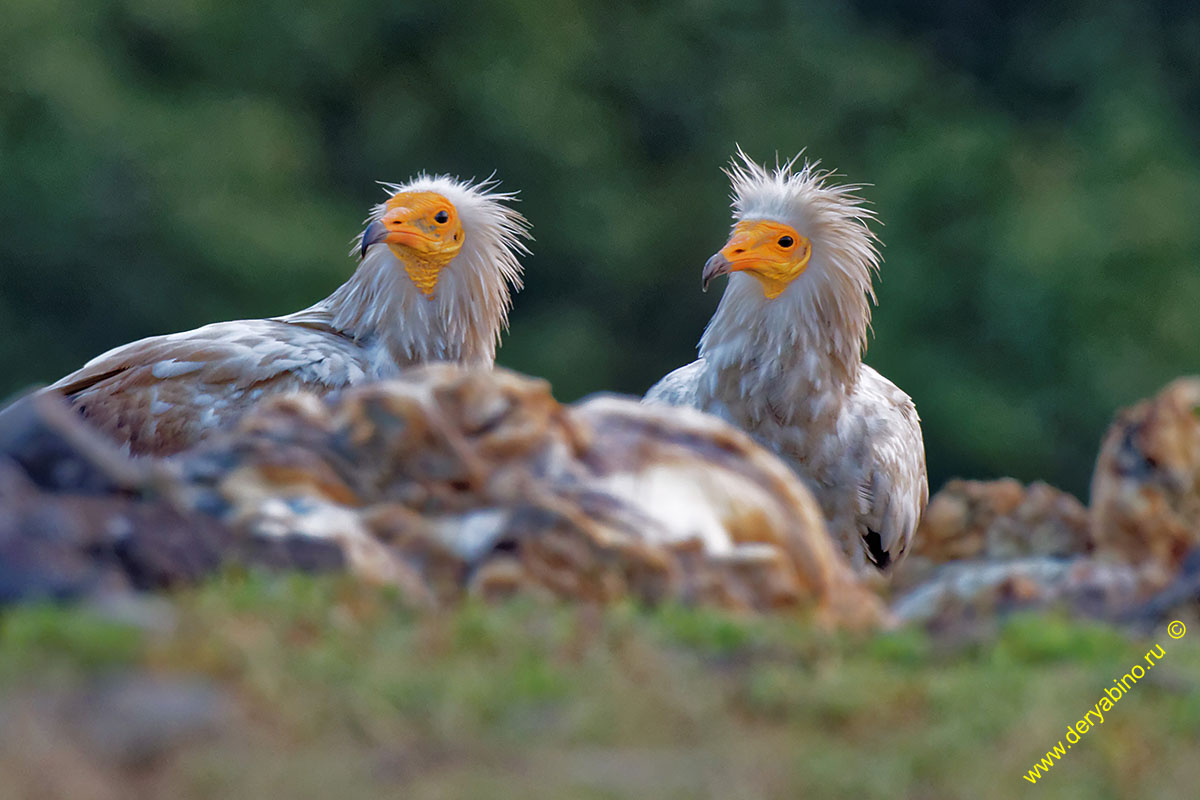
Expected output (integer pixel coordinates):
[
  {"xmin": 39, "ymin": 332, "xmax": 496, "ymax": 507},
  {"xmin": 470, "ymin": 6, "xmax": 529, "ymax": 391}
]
[
  {"xmin": 357, "ymin": 174, "xmax": 529, "ymax": 303},
  {"xmin": 329, "ymin": 174, "xmax": 530, "ymax": 366},
  {"xmin": 700, "ymin": 148, "xmax": 881, "ymax": 383}
]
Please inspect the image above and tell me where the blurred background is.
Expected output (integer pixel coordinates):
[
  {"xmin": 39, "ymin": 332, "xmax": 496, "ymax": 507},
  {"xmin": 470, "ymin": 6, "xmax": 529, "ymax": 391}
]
[{"xmin": 2, "ymin": 0, "xmax": 1198, "ymax": 498}]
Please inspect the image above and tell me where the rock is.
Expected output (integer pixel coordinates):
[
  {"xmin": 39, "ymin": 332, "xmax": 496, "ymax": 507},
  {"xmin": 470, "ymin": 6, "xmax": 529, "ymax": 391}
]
[
  {"xmin": 10, "ymin": 367, "xmax": 1199, "ymax": 634},
  {"xmin": 0, "ymin": 391, "xmax": 148, "ymax": 494},
  {"xmin": 1122, "ymin": 547, "xmax": 1200, "ymax": 630},
  {"xmin": 0, "ymin": 393, "xmax": 349, "ymax": 605},
  {"xmin": 1090, "ymin": 377, "xmax": 1200, "ymax": 570},
  {"xmin": 890, "ymin": 478, "xmax": 1091, "ymax": 593},
  {"xmin": 0, "ymin": 367, "xmax": 884, "ymax": 625},
  {"xmin": 175, "ymin": 367, "xmax": 885, "ymax": 626},
  {"xmin": 884, "ymin": 472, "xmax": 1191, "ymax": 631},
  {"xmin": 0, "ymin": 456, "xmax": 230, "ymax": 602},
  {"xmin": 891, "ymin": 556, "xmax": 1157, "ymax": 629}
]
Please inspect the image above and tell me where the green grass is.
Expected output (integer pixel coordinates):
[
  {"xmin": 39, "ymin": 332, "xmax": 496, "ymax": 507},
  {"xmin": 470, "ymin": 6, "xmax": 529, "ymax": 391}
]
[{"xmin": 0, "ymin": 572, "xmax": 1197, "ymax": 799}]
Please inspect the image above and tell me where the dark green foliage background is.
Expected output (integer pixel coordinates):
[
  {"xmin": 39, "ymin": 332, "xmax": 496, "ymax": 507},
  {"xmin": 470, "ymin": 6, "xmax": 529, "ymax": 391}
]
[{"xmin": 2, "ymin": 0, "xmax": 1197, "ymax": 496}]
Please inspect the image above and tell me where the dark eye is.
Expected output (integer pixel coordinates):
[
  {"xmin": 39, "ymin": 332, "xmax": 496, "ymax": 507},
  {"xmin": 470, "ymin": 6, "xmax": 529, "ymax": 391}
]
[
  {"xmin": 778, "ymin": 235, "xmax": 794, "ymax": 248},
  {"xmin": 434, "ymin": 210, "xmax": 449, "ymax": 224}
]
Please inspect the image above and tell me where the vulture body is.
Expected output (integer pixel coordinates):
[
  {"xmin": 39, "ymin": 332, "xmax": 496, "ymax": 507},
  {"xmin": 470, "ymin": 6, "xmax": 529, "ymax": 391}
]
[
  {"xmin": 49, "ymin": 174, "xmax": 529, "ymax": 456},
  {"xmin": 647, "ymin": 151, "xmax": 927, "ymax": 572}
]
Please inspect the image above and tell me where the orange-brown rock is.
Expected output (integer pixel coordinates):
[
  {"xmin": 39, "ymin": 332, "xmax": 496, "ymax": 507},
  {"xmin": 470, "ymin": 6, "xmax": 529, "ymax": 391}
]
[
  {"xmin": 175, "ymin": 366, "xmax": 886, "ymax": 627},
  {"xmin": 1090, "ymin": 377, "xmax": 1200, "ymax": 570},
  {"xmin": 891, "ymin": 478, "xmax": 1091, "ymax": 593}
]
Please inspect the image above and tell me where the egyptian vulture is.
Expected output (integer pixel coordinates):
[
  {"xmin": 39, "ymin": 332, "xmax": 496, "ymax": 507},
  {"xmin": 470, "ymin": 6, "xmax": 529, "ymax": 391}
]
[
  {"xmin": 48, "ymin": 174, "xmax": 530, "ymax": 456},
  {"xmin": 646, "ymin": 150, "xmax": 927, "ymax": 572}
]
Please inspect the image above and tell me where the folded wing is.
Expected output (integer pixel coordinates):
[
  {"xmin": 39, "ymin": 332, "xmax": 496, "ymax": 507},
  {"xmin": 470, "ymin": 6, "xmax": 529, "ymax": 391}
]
[{"xmin": 51, "ymin": 320, "xmax": 372, "ymax": 455}]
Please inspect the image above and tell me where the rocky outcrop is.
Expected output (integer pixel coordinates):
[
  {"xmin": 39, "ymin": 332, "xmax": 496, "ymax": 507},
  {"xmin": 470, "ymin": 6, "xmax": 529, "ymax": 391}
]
[
  {"xmin": 1090, "ymin": 377, "xmax": 1200, "ymax": 570},
  {"xmin": 891, "ymin": 374, "xmax": 1200, "ymax": 628},
  {"xmin": 0, "ymin": 392, "xmax": 345, "ymax": 604},
  {"xmin": 172, "ymin": 367, "xmax": 883, "ymax": 626},
  {"xmin": 890, "ymin": 556, "xmax": 1150, "ymax": 629},
  {"xmin": 6, "ymin": 369, "xmax": 1199, "ymax": 633},
  {"xmin": 0, "ymin": 368, "xmax": 884, "ymax": 627},
  {"xmin": 886, "ymin": 478, "xmax": 1145, "ymax": 627},
  {"xmin": 892, "ymin": 478, "xmax": 1091, "ymax": 593}
]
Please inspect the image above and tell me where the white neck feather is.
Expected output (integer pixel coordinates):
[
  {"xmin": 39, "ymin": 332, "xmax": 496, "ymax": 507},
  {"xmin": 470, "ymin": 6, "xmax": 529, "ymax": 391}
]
[{"xmin": 306, "ymin": 248, "xmax": 508, "ymax": 365}]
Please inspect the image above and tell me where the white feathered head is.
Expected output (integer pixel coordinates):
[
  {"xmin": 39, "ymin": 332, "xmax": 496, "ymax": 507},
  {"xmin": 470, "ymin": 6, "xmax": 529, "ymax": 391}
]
[
  {"xmin": 339, "ymin": 173, "xmax": 531, "ymax": 365},
  {"xmin": 701, "ymin": 148, "xmax": 881, "ymax": 375}
]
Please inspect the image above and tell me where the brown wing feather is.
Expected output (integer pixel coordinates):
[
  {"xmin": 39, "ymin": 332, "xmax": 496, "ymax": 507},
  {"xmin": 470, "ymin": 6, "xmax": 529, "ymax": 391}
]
[{"xmin": 50, "ymin": 320, "xmax": 373, "ymax": 456}]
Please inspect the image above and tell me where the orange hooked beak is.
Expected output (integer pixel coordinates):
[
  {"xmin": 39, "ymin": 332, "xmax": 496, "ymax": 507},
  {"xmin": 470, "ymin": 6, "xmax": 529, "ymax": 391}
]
[
  {"xmin": 702, "ymin": 229, "xmax": 757, "ymax": 291},
  {"xmin": 701, "ymin": 220, "xmax": 812, "ymax": 299},
  {"xmin": 360, "ymin": 205, "xmax": 440, "ymax": 258}
]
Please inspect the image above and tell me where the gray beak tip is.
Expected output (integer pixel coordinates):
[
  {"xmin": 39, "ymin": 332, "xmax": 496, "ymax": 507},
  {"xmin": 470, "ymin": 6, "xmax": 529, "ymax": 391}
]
[
  {"xmin": 359, "ymin": 219, "xmax": 388, "ymax": 259},
  {"xmin": 701, "ymin": 252, "xmax": 730, "ymax": 293}
]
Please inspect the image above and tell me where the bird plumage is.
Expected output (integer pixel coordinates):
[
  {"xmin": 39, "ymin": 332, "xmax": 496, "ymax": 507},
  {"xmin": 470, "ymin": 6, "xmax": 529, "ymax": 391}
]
[
  {"xmin": 646, "ymin": 149, "xmax": 927, "ymax": 572},
  {"xmin": 49, "ymin": 173, "xmax": 530, "ymax": 456}
]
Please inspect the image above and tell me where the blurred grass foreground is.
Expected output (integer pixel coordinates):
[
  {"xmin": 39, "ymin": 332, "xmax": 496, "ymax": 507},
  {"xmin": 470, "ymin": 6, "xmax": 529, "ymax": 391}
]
[{"xmin": 2, "ymin": 573, "xmax": 1199, "ymax": 799}]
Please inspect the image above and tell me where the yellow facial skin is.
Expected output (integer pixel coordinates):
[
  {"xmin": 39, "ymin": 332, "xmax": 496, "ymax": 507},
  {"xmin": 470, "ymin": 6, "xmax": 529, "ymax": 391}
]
[
  {"xmin": 360, "ymin": 191, "xmax": 465, "ymax": 298},
  {"xmin": 701, "ymin": 220, "xmax": 812, "ymax": 299}
]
